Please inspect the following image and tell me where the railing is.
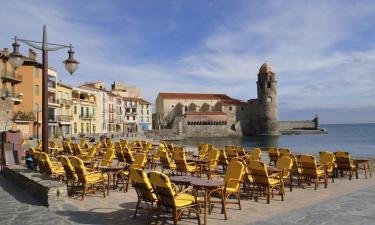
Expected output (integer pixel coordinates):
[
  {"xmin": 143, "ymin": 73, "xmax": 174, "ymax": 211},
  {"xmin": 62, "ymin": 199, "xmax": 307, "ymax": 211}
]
[
  {"xmin": 109, "ymin": 108, "xmax": 115, "ymax": 113},
  {"xmin": 2, "ymin": 91, "xmax": 23, "ymax": 102},
  {"xmin": 1, "ymin": 73, "xmax": 23, "ymax": 83},
  {"xmin": 58, "ymin": 98, "xmax": 72, "ymax": 105},
  {"xmin": 57, "ymin": 115, "xmax": 73, "ymax": 121},
  {"xmin": 79, "ymin": 114, "xmax": 95, "ymax": 119},
  {"xmin": 48, "ymin": 81, "xmax": 56, "ymax": 89},
  {"xmin": 109, "ymin": 118, "xmax": 115, "ymax": 123},
  {"xmin": 48, "ymin": 98, "xmax": 58, "ymax": 104}
]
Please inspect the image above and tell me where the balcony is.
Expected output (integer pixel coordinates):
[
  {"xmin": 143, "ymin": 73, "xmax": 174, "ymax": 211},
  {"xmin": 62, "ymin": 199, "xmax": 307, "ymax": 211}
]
[
  {"xmin": 1, "ymin": 73, "xmax": 22, "ymax": 83},
  {"xmin": 79, "ymin": 114, "xmax": 95, "ymax": 120},
  {"xmin": 48, "ymin": 98, "xmax": 60, "ymax": 108},
  {"xmin": 57, "ymin": 115, "xmax": 73, "ymax": 121},
  {"xmin": 109, "ymin": 108, "xmax": 115, "ymax": 113},
  {"xmin": 109, "ymin": 118, "xmax": 115, "ymax": 123},
  {"xmin": 58, "ymin": 98, "xmax": 72, "ymax": 107},
  {"xmin": 2, "ymin": 91, "xmax": 23, "ymax": 103}
]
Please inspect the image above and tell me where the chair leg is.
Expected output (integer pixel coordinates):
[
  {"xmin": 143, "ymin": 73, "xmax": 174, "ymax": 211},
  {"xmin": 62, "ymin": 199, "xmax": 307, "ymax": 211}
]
[
  {"xmin": 237, "ymin": 192, "xmax": 241, "ymax": 210},
  {"xmin": 82, "ymin": 184, "xmax": 87, "ymax": 201},
  {"xmin": 173, "ymin": 209, "xmax": 178, "ymax": 225},
  {"xmin": 267, "ymin": 187, "xmax": 270, "ymax": 204},
  {"xmin": 132, "ymin": 198, "xmax": 141, "ymax": 218}
]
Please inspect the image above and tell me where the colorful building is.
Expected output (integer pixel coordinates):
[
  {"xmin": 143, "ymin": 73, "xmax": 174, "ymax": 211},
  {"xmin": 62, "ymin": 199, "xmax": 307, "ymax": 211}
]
[{"xmin": 138, "ymin": 98, "xmax": 152, "ymax": 131}]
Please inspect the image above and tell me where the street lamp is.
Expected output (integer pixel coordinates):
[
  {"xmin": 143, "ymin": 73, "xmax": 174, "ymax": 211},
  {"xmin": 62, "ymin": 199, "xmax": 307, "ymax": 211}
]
[{"xmin": 9, "ymin": 25, "xmax": 79, "ymax": 153}]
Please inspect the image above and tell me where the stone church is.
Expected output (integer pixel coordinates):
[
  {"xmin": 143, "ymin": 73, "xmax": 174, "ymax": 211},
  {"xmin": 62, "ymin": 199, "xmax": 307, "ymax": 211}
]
[{"xmin": 154, "ymin": 63, "xmax": 319, "ymax": 137}]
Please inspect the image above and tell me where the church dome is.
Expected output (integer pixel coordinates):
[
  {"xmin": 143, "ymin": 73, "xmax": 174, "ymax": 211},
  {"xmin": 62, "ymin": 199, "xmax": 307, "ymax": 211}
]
[{"xmin": 259, "ymin": 62, "xmax": 273, "ymax": 74}]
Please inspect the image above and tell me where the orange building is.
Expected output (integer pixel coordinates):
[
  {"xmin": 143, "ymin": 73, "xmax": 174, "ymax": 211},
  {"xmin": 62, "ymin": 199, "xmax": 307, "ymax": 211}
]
[{"xmin": 0, "ymin": 47, "xmax": 59, "ymax": 138}]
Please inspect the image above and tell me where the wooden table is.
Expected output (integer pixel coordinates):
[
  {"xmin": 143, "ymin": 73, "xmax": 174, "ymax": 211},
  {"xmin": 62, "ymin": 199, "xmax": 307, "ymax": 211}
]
[
  {"xmin": 99, "ymin": 166, "xmax": 125, "ymax": 195},
  {"xmin": 187, "ymin": 158, "xmax": 208, "ymax": 177},
  {"xmin": 170, "ymin": 175, "xmax": 198, "ymax": 191},
  {"xmin": 353, "ymin": 158, "xmax": 373, "ymax": 179},
  {"xmin": 191, "ymin": 179, "xmax": 224, "ymax": 225}
]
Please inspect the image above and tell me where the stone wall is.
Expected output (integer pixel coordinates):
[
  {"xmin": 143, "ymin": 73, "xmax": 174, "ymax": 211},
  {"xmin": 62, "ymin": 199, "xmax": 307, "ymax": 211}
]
[
  {"xmin": 278, "ymin": 120, "xmax": 317, "ymax": 130},
  {"xmin": 3, "ymin": 165, "xmax": 67, "ymax": 208},
  {"xmin": 0, "ymin": 98, "xmax": 12, "ymax": 131},
  {"xmin": 183, "ymin": 124, "xmax": 237, "ymax": 137}
]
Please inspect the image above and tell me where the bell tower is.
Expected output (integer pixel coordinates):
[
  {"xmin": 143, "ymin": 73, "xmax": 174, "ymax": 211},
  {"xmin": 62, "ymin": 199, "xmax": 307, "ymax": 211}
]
[{"xmin": 255, "ymin": 62, "xmax": 279, "ymax": 135}]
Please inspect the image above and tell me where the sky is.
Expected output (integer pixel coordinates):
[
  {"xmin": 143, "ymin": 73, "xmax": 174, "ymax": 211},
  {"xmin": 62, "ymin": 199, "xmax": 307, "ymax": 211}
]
[{"xmin": 1, "ymin": 0, "xmax": 375, "ymax": 124}]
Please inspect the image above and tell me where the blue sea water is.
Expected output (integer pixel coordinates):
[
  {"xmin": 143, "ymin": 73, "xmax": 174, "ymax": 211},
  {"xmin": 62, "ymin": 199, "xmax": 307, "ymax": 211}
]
[{"xmin": 177, "ymin": 123, "xmax": 375, "ymax": 157}]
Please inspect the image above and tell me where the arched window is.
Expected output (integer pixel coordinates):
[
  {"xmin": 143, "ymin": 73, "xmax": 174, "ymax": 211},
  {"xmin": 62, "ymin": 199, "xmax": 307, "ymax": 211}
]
[{"xmin": 267, "ymin": 96, "xmax": 272, "ymax": 103}]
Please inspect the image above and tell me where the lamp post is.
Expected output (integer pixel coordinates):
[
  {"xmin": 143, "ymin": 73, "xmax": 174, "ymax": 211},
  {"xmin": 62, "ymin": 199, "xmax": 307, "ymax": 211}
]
[{"xmin": 8, "ymin": 25, "xmax": 79, "ymax": 153}]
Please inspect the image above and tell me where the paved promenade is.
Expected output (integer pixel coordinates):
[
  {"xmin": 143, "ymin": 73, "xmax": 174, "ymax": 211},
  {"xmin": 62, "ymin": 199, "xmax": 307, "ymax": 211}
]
[{"xmin": 1, "ymin": 172, "xmax": 374, "ymax": 225}]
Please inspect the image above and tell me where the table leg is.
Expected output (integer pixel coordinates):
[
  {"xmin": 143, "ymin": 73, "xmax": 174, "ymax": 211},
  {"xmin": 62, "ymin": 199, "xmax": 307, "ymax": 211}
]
[
  {"xmin": 107, "ymin": 172, "xmax": 111, "ymax": 196},
  {"xmin": 204, "ymin": 189, "xmax": 208, "ymax": 225}
]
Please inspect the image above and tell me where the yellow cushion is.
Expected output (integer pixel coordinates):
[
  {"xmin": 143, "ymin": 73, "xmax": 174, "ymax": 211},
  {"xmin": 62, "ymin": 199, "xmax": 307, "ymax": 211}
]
[
  {"xmin": 175, "ymin": 193, "xmax": 197, "ymax": 207},
  {"xmin": 268, "ymin": 178, "xmax": 280, "ymax": 185},
  {"xmin": 317, "ymin": 169, "xmax": 325, "ymax": 175},
  {"xmin": 225, "ymin": 187, "xmax": 238, "ymax": 193},
  {"xmin": 86, "ymin": 173, "xmax": 104, "ymax": 183},
  {"xmin": 187, "ymin": 165, "xmax": 197, "ymax": 172}
]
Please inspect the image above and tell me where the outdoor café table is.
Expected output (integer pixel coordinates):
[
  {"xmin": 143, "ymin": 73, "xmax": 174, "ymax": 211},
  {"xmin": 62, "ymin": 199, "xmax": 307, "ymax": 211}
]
[
  {"xmin": 353, "ymin": 158, "xmax": 373, "ymax": 179},
  {"xmin": 48, "ymin": 147, "xmax": 59, "ymax": 157},
  {"xmin": 170, "ymin": 175, "xmax": 198, "ymax": 191},
  {"xmin": 82, "ymin": 160, "xmax": 95, "ymax": 168},
  {"xmin": 191, "ymin": 179, "xmax": 224, "ymax": 225},
  {"xmin": 186, "ymin": 158, "xmax": 208, "ymax": 177},
  {"xmin": 98, "ymin": 166, "xmax": 125, "ymax": 196}
]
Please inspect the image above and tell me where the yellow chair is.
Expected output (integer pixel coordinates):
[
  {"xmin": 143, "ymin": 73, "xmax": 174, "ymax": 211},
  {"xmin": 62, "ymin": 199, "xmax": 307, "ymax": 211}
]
[
  {"xmin": 235, "ymin": 146, "xmax": 246, "ymax": 157},
  {"xmin": 300, "ymin": 154, "xmax": 328, "ymax": 190},
  {"xmin": 149, "ymin": 171, "xmax": 200, "ymax": 225},
  {"xmin": 198, "ymin": 143, "xmax": 209, "ymax": 159},
  {"xmin": 73, "ymin": 143, "xmax": 88, "ymax": 157},
  {"xmin": 334, "ymin": 151, "xmax": 358, "ymax": 180},
  {"xmin": 279, "ymin": 148, "xmax": 290, "ymax": 156},
  {"xmin": 124, "ymin": 148, "xmax": 135, "ymax": 165},
  {"xmin": 98, "ymin": 149, "xmax": 115, "ymax": 167},
  {"xmin": 159, "ymin": 149, "xmax": 176, "ymax": 174},
  {"xmin": 81, "ymin": 147, "xmax": 97, "ymax": 161},
  {"xmin": 218, "ymin": 149, "xmax": 229, "ymax": 172},
  {"xmin": 174, "ymin": 151, "xmax": 198, "ymax": 176},
  {"xmin": 62, "ymin": 141, "xmax": 74, "ymax": 155},
  {"xmin": 70, "ymin": 156, "xmax": 106, "ymax": 200},
  {"xmin": 131, "ymin": 153, "xmax": 147, "ymax": 169},
  {"xmin": 248, "ymin": 148, "xmax": 262, "ymax": 161},
  {"xmin": 319, "ymin": 151, "xmax": 336, "ymax": 183},
  {"xmin": 59, "ymin": 155, "xmax": 78, "ymax": 190},
  {"xmin": 275, "ymin": 156, "xmax": 293, "ymax": 191},
  {"xmin": 129, "ymin": 168, "xmax": 158, "ymax": 225},
  {"xmin": 226, "ymin": 145, "xmax": 238, "ymax": 160},
  {"xmin": 268, "ymin": 147, "xmax": 279, "ymax": 166},
  {"xmin": 249, "ymin": 160, "xmax": 284, "ymax": 204},
  {"xmin": 39, "ymin": 152, "xmax": 65, "ymax": 180},
  {"xmin": 202, "ymin": 149, "xmax": 220, "ymax": 179},
  {"xmin": 210, "ymin": 160, "xmax": 245, "ymax": 219}
]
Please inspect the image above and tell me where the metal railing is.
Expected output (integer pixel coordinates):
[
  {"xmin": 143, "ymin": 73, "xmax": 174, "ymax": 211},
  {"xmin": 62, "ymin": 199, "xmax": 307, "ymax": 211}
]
[
  {"xmin": 1, "ymin": 73, "xmax": 23, "ymax": 83},
  {"xmin": 57, "ymin": 115, "xmax": 73, "ymax": 121}
]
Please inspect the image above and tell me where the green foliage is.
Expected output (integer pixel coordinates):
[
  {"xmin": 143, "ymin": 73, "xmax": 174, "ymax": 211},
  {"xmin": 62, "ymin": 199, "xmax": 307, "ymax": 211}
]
[{"xmin": 14, "ymin": 111, "xmax": 35, "ymax": 121}]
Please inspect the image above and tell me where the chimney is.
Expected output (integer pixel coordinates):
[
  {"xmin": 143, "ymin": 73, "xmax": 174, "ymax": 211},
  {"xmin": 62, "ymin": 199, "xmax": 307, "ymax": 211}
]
[{"xmin": 29, "ymin": 49, "xmax": 37, "ymax": 61}]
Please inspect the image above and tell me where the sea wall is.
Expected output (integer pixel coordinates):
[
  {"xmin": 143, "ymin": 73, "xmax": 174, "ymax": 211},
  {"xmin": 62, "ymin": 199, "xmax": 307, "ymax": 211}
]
[
  {"xmin": 278, "ymin": 120, "xmax": 317, "ymax": 130},
  {"xmin": 183, "ymin": 124, "xmax": 236, "ymax": 137}
]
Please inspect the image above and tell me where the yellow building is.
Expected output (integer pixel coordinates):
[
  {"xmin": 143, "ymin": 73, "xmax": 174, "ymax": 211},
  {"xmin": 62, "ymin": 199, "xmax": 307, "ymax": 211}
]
[
  {"xmin": 56, "ymin": 82, "xmax": 73, "ymax": 137},
  {"xmin": 72, "ymin": 87, "xmax": 98, "ymax": 136}
]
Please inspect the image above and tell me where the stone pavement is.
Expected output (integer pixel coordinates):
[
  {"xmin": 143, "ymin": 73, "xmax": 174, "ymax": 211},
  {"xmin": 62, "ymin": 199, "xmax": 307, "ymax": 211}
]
[{"xmin": 1, "ymin": 172, "xmax": 375, "ymax": 225}]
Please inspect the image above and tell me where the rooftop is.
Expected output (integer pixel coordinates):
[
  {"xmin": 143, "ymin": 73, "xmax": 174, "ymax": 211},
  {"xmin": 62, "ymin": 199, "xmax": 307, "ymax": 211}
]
[{"xmin": 158, "ymin": 92, "xmax": 232, "ymax": 100}]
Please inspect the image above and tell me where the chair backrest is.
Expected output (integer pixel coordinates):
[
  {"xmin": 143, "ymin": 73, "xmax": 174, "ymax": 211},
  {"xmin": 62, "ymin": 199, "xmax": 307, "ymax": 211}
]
[
  {"xmin": 207, "ymin": 149, "xmax": 220, "ymax": 168},
  {"xmin": 159, "ymin": 149, "xmax": 173, "ymax": 169},
  {"xmin": 279, "ymin": 148, "xmax": 290, "ymax": 155},
  {"xmin": 132, "ymin": 153, "xmax": 147, "ymax": 169},
  {"xmin": 319, "ymin": 151, "xmax": 336, "ymax": 171},
  {"xmin": 300, "ymin": 154, "xmax": 318, "ymax": 176},
  {"xmin": 224, "ymin": 160, "xmax": 245, "ymax": 190},
  {"xmin": 149, "ymin": 171, "xmax": 176, "ymax": 208},
  {"xmin": 226, "ymin": 145, "xmax": 238, "ymax": 159},
  {"xmin": 39, "ymin": 152, "xmax": 55, "ymax": 176},
  {"xmin": 86, "ymin": 147, "xmax": 97, "ymax": 159},
  {"xmin": 268, "ymin": 147, "xmax": 279, "ymax": 162},
  {"xmin": 334, "ymin": 151, "xmax": 353, "ymax": 169},
  {"xmin": 173, "ymin": 146, "xmax": 185, "ymax": 158},
  {"xmin": 100, "ymin": 149, "xmax": 115, "ymax": 166},
  {"xmin": 219, "ymin": 149, "xmax": 229, "ymax": 166},
  {"xmin": 249, "ymin": 160, "xmax": 271, "ymax": 185},
  {"xmin": 129, "ymin": 168, "xmax": 157, "ymax": 202},
  {"xmin": 115, "ymin": 146, "xmax": 126, "ymax": 163},
  {"xmin": 59, "ymin": 155, "xmax": 78, "ymax": 181},
  {"xmin": 174, "ymin": 151, "xmax": 189, "ymax": 171},
  {"xmin": 70, "ymin": 156, "xmax": 89, "ymax": 183},
  {"xmin": 250, "ymin": 148, "xmax": 262, "ymax": 161},
  {"xmin": 198, "ymin": 144, "xmax": 209, "ymax": 159},
  {"xmin": 235, "ymin": 146, "xmax": 246, "ymax": 156},
  {"xmin": 124, "ymin": 149, "xmax": 135, "ymax": 164},
  {"xmin": 276, "ymin": 156, "xmax": 293, "ymax": 178}
]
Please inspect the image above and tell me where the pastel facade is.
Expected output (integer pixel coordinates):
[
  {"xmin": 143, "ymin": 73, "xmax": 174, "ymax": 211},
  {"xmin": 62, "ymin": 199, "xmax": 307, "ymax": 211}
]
[{"xmin": 138, "ymin": 98, "xmax": 152, "ymax": 131}]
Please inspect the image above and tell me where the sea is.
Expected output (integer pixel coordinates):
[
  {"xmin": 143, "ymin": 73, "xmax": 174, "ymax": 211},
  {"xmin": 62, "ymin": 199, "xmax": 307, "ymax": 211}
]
[{"xmin": 175, "ymin": 123, "xmax": 375, "ymax": 157}]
